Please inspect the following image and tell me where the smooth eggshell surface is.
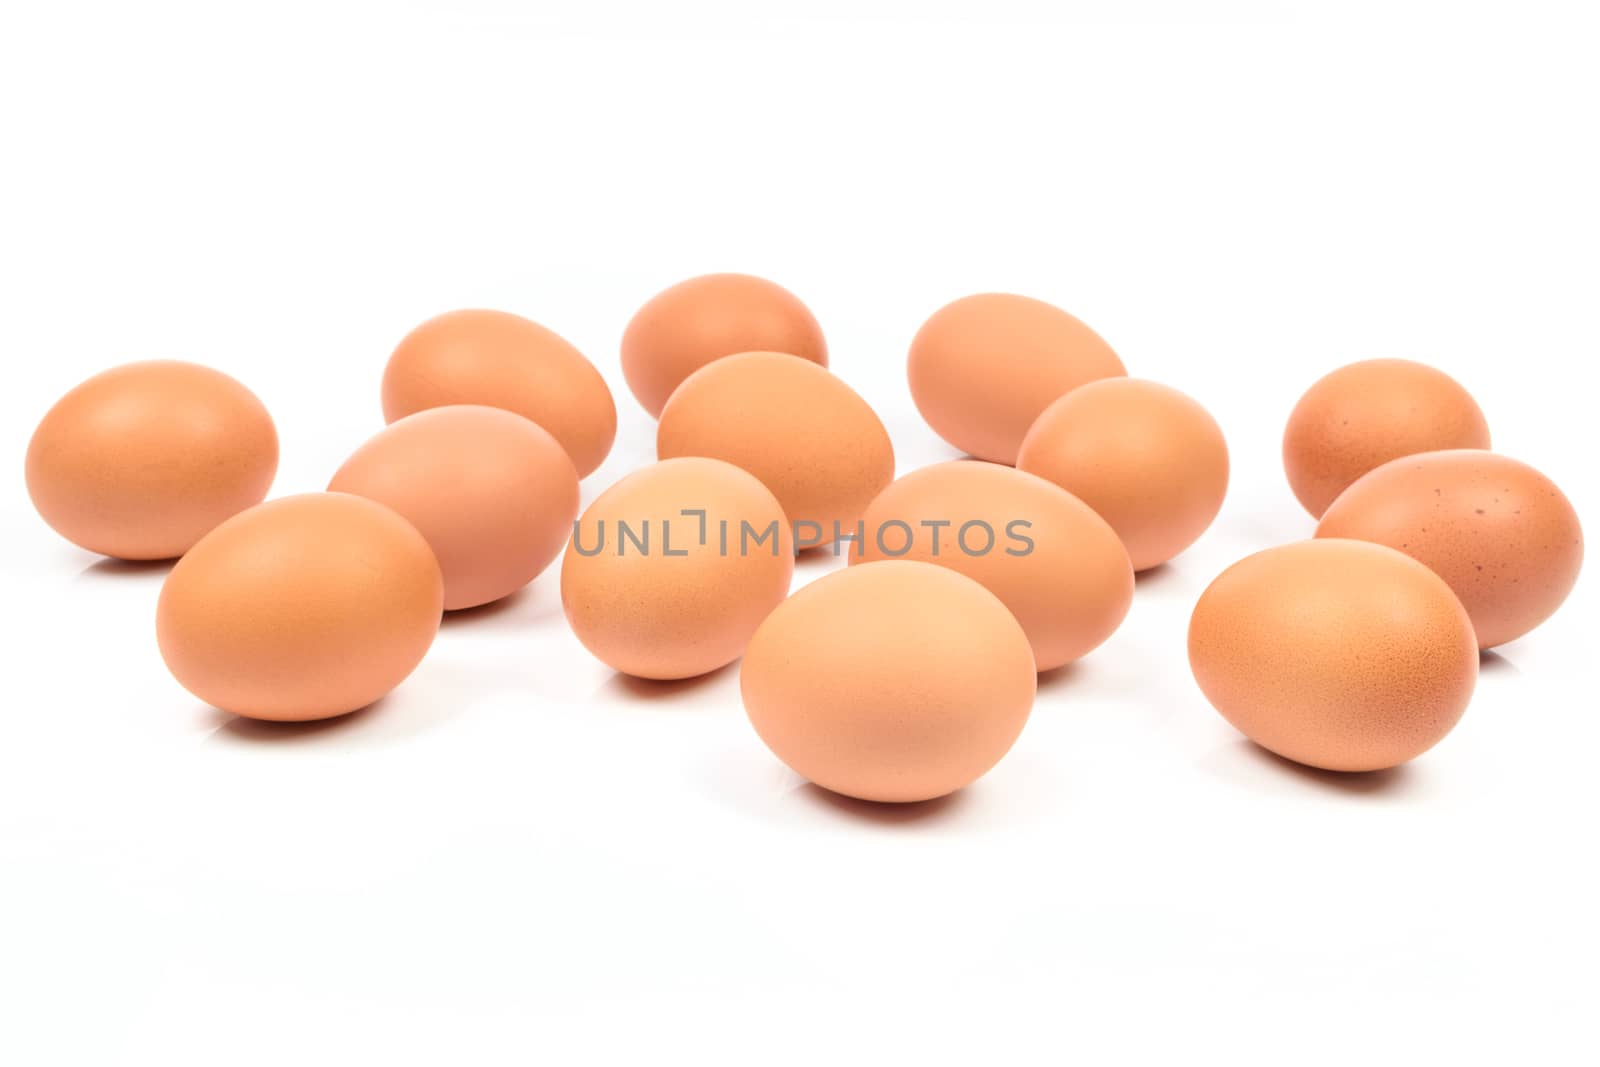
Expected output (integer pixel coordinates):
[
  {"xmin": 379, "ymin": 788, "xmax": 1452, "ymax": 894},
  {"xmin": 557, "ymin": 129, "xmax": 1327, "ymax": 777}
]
[
  {"xmin": 1016, "ymin": 378, "xmax": 1228, "ymax": 571},
  {"xmin": 852, "ymin": 461, "xmax": 1132, "ymax": 671},
  {"xmin": 26, "ymin": 361, "xmax": 278, "ymax": 560},
  {"xmin": 657, "ymin": 352, "xmax": 894, "ymax": 542},
  {"xmin": 1188, "ymin": 539, "xmax": 1478, "ymax": 772},
  {"xmin": 907, "ymin": 292, "xmax": 1125, "ymax": 464},
  {"xmin": 741, "ymin": 561, "xmax": 1037, "ymax": 803},
  {"xmin": 156, "ymin": 493, "xmax": 443, "ymax": 722},
  {"xmin": 1316, "ymin": 450, "xmax": 1583, "ymax": 649},
  {"xmin": 329, "ymin": 405, "xmax": 580, "ymax": 611},
  {"xmin": 381, "ymin": 308, "xmax": 617, "ymax": 478},
  {"xmin": 1283, "ymin": 358, "xmax": 1490, "ymax": 518},
  {"xmin": 621, "ymin": 273, "xmax": 828, "ymax": 418},
  {"xmin": 561, "ymin": 457, "xmax": 795, "ymax": 680}
]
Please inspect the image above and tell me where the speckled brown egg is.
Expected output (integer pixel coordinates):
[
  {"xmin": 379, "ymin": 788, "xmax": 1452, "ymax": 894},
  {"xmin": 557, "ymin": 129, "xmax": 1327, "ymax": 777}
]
[
  {"xmin": 1016, "ymin": 379, "xmax": 1228, "ymax": 571},
  {"xmin": 1283, "ymin": 359, "xmax": 1490, "ymax": 518},
  {"xmin": 156, "ymin": 493, "xmax": 443, "ymax": 722},
  {"xmin": 621, "ymin": 273, "xmax": 828, "ymax": 418},
  {"xmin": 742, "ymin": 561, "xmax": 1036, "ymax": 803},
  {"xmin": 1188, "ymin": 539, "xmax": 1478, "ymax": 772},
  {"xmin": 851, "ymin": 461, "xmax": 1132, "ymax": 671},
  {"xmin": 907, "ymin": 293, "xmax": 1125, "ymax": 464},
  {"xmin": 657, "ymin": 352, "xmax": 893, "ymax": 544},
  {"xmin": 1316, "ymin": 450, "xmax": 1583, "ymax": 649},
  {"xmin": 381, "ymin": 308, "xmax": 616, "ymax": 478},
  {"xmin": 561, "ymin": 457, "xmax": 794, "ymax": 680},
  {"xmin": 26, "ymin": 361, "xmax": 278, "ymax": 560},
  {"xmin": 329, "ymin": 405, "xmax": 580, "ymax": 611}
]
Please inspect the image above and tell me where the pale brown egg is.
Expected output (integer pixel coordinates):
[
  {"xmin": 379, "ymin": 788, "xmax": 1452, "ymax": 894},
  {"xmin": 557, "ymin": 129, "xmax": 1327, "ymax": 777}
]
[
  {"xmin": 851, "ymin": 461, "xmax": 1132, "ymax": 671},
  {"xmin": 1016, "ymin": 379, "xmax": 1228, "ymax": 571},
  {"xmin": 1316, "ymin": 450, "xmax": 1583, "ymax": 649},
  {"xmin": 328, "ymin": 405, "xmax": 580, "ymax": 611},
  {"xmin": 381, "ymin": 309, "xmax": 616, "ymax": 478},
  {"xmin": 1188, "ymin": 539, "xmax": 1477, "ymax": 772},
  {"xmin": 741, "ymin": 561, "xmax": 1036, "ymax": 803},
  {"xmin": 561, "ymin": 457, "xmax": 794, "ymax": 680},
  {"xmin": 656, "ymin": 352, "xmax": 893, "ymax": 544},
  {"xmin": 1283, "ymin": 358, "xmax": 1490, "ymax": 518},
  {"xmin": 907, "ymin": 293, "xmax": 1125, "ymax": 464},
  {"xmin": 621, "ymin": 273, "xmax": 828, "ymax": 417},
  {"xmin": 26, "ymin": 361, "xmax": 278, "ymax": 560},
  {"xmin": 156, "ymin": 493, "xmax": 443, "ymax": 722}
]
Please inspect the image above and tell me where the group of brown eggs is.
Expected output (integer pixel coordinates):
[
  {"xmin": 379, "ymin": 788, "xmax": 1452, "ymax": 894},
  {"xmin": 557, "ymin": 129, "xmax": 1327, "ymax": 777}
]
[{"xmin": 25, "ymin": 274, "xmax": 1583, "ymax": 803}]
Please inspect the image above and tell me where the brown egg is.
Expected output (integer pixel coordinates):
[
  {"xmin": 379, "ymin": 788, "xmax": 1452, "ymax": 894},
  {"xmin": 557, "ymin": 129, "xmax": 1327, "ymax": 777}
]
[
  {"xmin": 328, "ymin": 405, "xmax": 579, "ymax": 611},
  {"xmin": 1283, "ymin": 358, "xmax": 1490, "ymax": 517},
  {"xmin": 156, "ymin": 494, "xmax": 443, "ymax": 722},
  {"xmin": 621, "ymin": 273, "xmax": 828, "ymax": 417},
  {"xmin": 561, "ymin": 458, "xmax": 794, "ymax": 680},
  {"xmin": 26, "ymin": 361, "xmax": 278, "ymax": 560},
  {"xmin": 907, "ymin": 293, "xmax": 1125, "ymax": 464},
  {"xmin": 381, "ymin": 309, "xmax": 616, "ymax": 478},
  {"xmin": 742, "ymin": 561, "xmax": 1036, "ymax": 803},
  {"xmin": 1316, "ymin": 450, "xmax": 1583, "ymax": 649},
  {"xmin": 1188, "ymin": 539, "xmax": 1477, "ymax": 772},
  {"xmin": 656, "ymin": 352, "xmax": 893, "ymax": 544},
  {"xmin": 1016, "ymin": 379, "xmax": 1228, "ymax": 571},
  {"xmin": 851, "ymin": 461, "xmax": 1132, "ymax": 671}
]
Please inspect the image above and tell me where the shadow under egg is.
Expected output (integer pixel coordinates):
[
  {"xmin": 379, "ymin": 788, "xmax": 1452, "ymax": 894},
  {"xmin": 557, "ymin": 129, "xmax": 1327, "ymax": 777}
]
[
  {"xmin": 597, "ymin": 660, "xmax": 740, "ymax": 704},
  {"xmin": 1478, "ymin": 649, "xmax": 1521, "ymax": 676},
  {"xmin": 794, "ymin": 781, "xmax": 971, "ymax": 826},
  {"xmin": 76, "ymin": 556, "xmax": 177, "ymax": 581},
  {"xmin": 1133, "ymin": 561, "xmax": 1181, "ymax": 589},
  {"xmin": 204, "ymin": 697, "xmax": 388, "ymax": 745},
  {"xmin": 439, "ymin": 586, "xmax": 532, "ymax": 626},
  {"xmin": 1035, "ymin": 660, "xmax": 1084, "ymax": 691},
  {"xmin": 1238, "ymin": 739, "xmax": 1416, "ymax": 797}
]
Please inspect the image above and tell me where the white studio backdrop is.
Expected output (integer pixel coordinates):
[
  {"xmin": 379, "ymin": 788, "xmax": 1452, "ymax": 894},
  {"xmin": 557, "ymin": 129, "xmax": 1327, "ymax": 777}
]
[{"xmin": 1, "ymin": 3, "xmax": 1596, "ymax": 1064}]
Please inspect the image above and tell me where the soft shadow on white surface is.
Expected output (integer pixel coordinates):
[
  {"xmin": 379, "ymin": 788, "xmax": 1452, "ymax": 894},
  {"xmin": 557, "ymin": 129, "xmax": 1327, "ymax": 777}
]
[
  {"xmin": 1132, "ymin": 561, "xmax": 1181, "ymax": 590},
  {"xmin": 1035, "ymin": 661, "xmax": 1084, "ymax": 693},
  {"xmin": 441, "ymin": 588, "xmax": 531, "ymax": 626},
  {"xmin": 75, "ymin": 557, "xmax": 175, "ymax": 582},
  {"xmin": 794, "ymin": 545, "xmax": 850, "ymax": 573},
  {"xmin": 597, "ymin": 661, "xmax": 740, "ymax": 705},
  {"xmin": 1032, "ymin": 656, "xmax": 1147, "ymax": 707},
  {"xmin": 439, "ymin": 585, "xmax": 564, "ymax": 631},
  {"xmin": 697, "ymin": 738, "xmax": 1064, "ymax": 833},
  {"xmin": 1478, "ymin": 650, "xmax": 1521, "ymax": 677},
  {"xmin": 199, "ymin": 660, "xmax": 480, "ymax": 746},
  {"xmin": 1201, "ymin": 738, "xmax": 1420, "ymax": 799},
  {"xmin": 203, "ymin": 700, "xmax": 389, "ymax": 745},
  {"xmin": 793, "ymin": 782, "xmax": 970, "ymax": 826}
]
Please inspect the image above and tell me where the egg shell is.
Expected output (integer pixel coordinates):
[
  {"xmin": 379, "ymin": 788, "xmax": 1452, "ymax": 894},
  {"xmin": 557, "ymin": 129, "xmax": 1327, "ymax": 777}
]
[
  {"xmin": 156, "ymin": 493, "xmax": 443, "ymax": 722},
  {"xmin": 1283, "ymin": 358, "xmax": 1490, "ymax": 518},
  {"xmin": 741, "ymin": 560, "xmax": 1036, "ymax": 803},
  {"xmin": 329, "ymin": 405, "xmax": 580, "ymax": 611},
  {"xmin": 1016, "ymin": 378, "xmax": 1228, "ymax": 571},
  {"xmin": 381, "ymin": 308, "xmax": 617, "ymax": 478},
  {"xmin": 656, "ymin": 352, "xmax": 894, "ymax": 542},
  {"xmin": 1188, "ymin": 539, "xmax": 1478, "ymax": 772},
  {"xmin": 907, "ymin": 292, "xmax": 1125, "ymax": 464},
  {"xmin": 851, "ymin": 461, "xmax": 1132, "ymax": 671},
  {"xmin": 560, "ymin": 457, "xmax": 795, "ymax": 680},
  {"xmin": 26, "ymin": 360, "xmax": 278, "ymax": 560},
  {"xmin": 1316, "ymin": 449, "xmax": 1583, "ymax": 649},
  {"xmin": 621, "ymin": 273, "xmax": 828, "ymax": 418}
]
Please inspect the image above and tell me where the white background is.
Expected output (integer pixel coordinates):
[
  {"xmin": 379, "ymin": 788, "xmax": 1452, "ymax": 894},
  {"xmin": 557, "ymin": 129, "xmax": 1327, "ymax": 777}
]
[{"xmin": 2, "ymin": 2, "xmax": 1596, "ymax": 1063}]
